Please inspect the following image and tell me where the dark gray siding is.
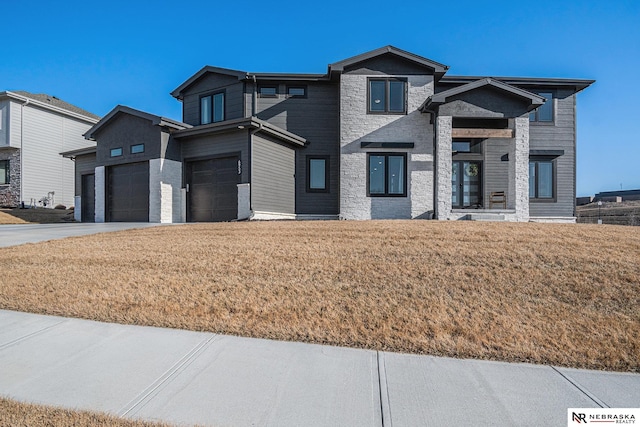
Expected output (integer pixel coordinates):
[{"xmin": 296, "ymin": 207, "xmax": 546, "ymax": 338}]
[
  {"xmin": 94, "ymin": 114, "xmax": 162, "ymax": 167},
  {"xmin": 181, "ymin": 73, "xmax": 245, "ymax": 126},
  {"xmin": 528, "ymin": 89, "xmax": 576, "ymax": 217},
  {"xmin": 482, "ymin": 139, "xmax": 510, "ymax": 203},
  {"xmin": 344, "ymin": 53, "xmax": 435, "ymax": 75},
  {"xmin": 74, "ymin": 152, "xmax": 96, "ymax": 196},
  {"xmin": 251, "ymin": 134, "xmax": 295, "ymax": 215},
  {"xmin": 180, "ymin": 130, "xmax": 250, "ymax": 183},
  {"xmin": 256, "ymin": 81, "xmax": 340, "ymax": 215}
]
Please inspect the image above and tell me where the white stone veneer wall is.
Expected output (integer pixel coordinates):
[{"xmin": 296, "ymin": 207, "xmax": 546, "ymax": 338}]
[
  {"xmin": 94, "ymin": 166, "xmax": 105, "ymax": 222},
  {"xmin": 149, "ymin": 158, "xmax": 183, "ymax": 223},
  {"xmin": 340, "ymin": 74, "xmax": 434, "ymax": 220},
  {"xmin": 510, "ymin": 117, "xmax": 530, "ymax": 222},
  {"xmin": 435, "ymin": 116, "xmax": 452, "ymax": 220}
]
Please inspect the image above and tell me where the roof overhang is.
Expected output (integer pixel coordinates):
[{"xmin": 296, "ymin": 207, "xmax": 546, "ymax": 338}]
[
  {"xmin": 328, "ymin": 45, "xmax": 449, "ymax": 80},
  {"xmin": 171, "ymin": 66, "xmax": 248, "ymax": 100},
  {"xmin": 84, "ymin": 105, "xmax": 190, "ymax": 140},
  {"xmin": 420, "ymin": 78, "xmax": 545, "ymax": 113},
  {"xmin": 440, "ymin": 76, "xmax": 595, "ymax": 93},
  {"xmin": 173, "ymin": 117, "xmax": 306, "ymax": 147},
  {"xmin": 0, "ymin": 91, "xmax": 99, "ymax": 124},
  {"xmin": 60, "ymin": 146, "xmax": 97, "ymax": 159}
]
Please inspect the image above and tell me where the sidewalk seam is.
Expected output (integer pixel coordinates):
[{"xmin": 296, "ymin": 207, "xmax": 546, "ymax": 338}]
[
  {"xmin": 118, "ymin": 334, "xmax": 218, "ymax": 417},
  {"xmin": 377, "ymin": 351, "xmax": 392, "ymax": 427},
  {"xmin": 0, "ymin": 321, "xmax": 65, "ymax": 350},
  {"xmin": 551, "ymin": 366, "xmax": 610, "ymax": 408}
]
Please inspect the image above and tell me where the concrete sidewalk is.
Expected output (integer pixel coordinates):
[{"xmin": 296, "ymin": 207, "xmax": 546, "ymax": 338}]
[
  {"xmin": 0, "ymin": 310, "xmax": 638, "ymax": 426},
  {"xmin": 0, "ymin": 223, "xmax": 165, "ymax": 247}
]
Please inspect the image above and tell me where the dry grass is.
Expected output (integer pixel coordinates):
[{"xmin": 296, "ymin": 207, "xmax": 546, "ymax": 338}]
[
  {"xmin": 0, "ymin": 221, "xmax": 638, "ymax": 372},
  {"xmin": 0, "ymin": 208, "xmax": 73, "ymax": 224},
  {"xmin": 0, "ymin": 397, "xmax": 173, "ymax": 427}
]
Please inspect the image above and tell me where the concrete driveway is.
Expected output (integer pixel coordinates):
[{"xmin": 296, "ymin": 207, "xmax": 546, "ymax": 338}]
[{"xmin": 0, "ymin": 223, "xmax": 164, "ymax": 248}]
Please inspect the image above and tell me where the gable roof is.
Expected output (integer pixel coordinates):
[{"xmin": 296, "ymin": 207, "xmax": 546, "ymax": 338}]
[
  {"xmin": 84, "ymin": 105, "xmax": 190, "ymax": 140},
  {"xmin": 0, "ymin": 90, "xmax": 100, "ymax": 122},
  {"xmin": 170, "ymin": 66, "xmax": 248, "ymax": 99},
  {"xmin": 440, "ymin": 76, "xmax": 595, "ymax": 93},
  {"xmin": 420, "ymin": 78, "xmax": 546, "ymax": 112},
  {"xmin": 329, "ymin": 45, "xmax": 449, "ymax": 79}
]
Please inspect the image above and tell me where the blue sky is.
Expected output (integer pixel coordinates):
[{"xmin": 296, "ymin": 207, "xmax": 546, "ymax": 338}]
[{"xmin": 3, "ymin": 0, "xmax": 638, "ymax": 196}]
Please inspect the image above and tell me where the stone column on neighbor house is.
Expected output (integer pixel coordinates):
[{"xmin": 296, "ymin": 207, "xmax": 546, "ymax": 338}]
[
  {"xmin": 94, "ymin": 166, "xmax": 105, "ymax": 222},
  {"xmin": 435, "ymin": 115, "xmax": 453, "ymax": 220},
  {"xmin": 508, "ymin": 117, "xmax": 530, "ymax": 222},
  {"xmin": 149, "ymin": 158, "xmax": 183, "ymax": 223}
]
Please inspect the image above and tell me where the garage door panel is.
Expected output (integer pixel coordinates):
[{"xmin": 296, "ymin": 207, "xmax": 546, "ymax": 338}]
[
  {"xmin": 187, "ymin": 156, "xmax": 239, "ymax": 222},
  {"xmin": 108, "ymin": 162, "xmax": 149, "ymax": 222}
]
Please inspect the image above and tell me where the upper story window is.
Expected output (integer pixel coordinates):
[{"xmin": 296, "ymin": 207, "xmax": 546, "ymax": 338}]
[
  {"xmin": 259, "ymin": 86, "xmax": 278, "ymax": 97},
  {"xmin": 529, "ymin": 92, "xmax": 553, "ymax": 122},
  {"xmin": 0, "ymin": 160, "xmax": 9, "ymax": 185},
  {"xmin": 201, "ymin": 92, "xmax": 225, "ymax": 124},
  {"xmin": 287, "ymin": 86, "xmax": 306, "ymax": 98},
  {"xmin": 368, "ymin": 78, "xmax": 407, "ymax": 114}
]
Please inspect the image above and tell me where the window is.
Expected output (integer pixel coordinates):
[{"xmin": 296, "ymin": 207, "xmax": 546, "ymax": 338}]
[
  {"xmin": 0, "ymin": 160, "xmax": 9, "ymax": 185},
  {"xmin": 529, "ymin": 159, "xmax": 554, "ymax": 199},
  {"xmin": 287, "ymin": 86, "xmax": 306, "ymax": 98},
  {"xmin": 110, "ymin": 147, "xmax": 123, "ymax": 157},
  {"xmin": 529, "ymin": 92, "xmax": 553, "ymax": 122},
  {"xmin": 307, "ymin": 156, "xmax": 329, "ymax": 192},
  {"xmin": 452, "ymin": 139, "xmax": 482, "ymax": 153},
  {"xmin": 130, "ymin": 144, "xmax": 144, "ymax": 154},
  {"xmin": 367, "ymin": 153, "xmax": 407, "ymax": 197},
  {"xmin": 368, "ymin": 78, "xmax": 407, "ymax": 114},
  {"xmin": 200, "ymin": 92, "xmax": 225, "ymax": 124},
  {"xmin": 259, "ymin": 86, "xmax": 278, "ymax": 97}
]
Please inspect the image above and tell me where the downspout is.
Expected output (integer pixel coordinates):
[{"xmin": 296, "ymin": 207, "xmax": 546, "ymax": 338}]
[
  {"xmin": 20, "ymin": 98, "xmax": 30, "ymax": 206},
  {"xmin": 252, "ymin": 75, "xmax": 257, "ymax": 117}
]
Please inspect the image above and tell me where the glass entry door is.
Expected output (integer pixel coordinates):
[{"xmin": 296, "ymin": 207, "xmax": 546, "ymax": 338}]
[{"xmin": 452, "ymin": 161, "xmax": 482, "ymax": 208}]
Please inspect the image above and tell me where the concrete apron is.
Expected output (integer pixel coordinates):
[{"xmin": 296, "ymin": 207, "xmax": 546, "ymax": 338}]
[{"xmin": 0, "ymin": 310, "xmax": 638, "ymax": 427}]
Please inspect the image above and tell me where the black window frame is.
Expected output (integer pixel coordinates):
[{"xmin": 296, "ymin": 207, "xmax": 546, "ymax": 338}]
[
  {"xmin": 367, "ymin": 152, "xmax": 408, "ymax": 197},
  {"xmin": 286, "ymin": 85, "xmax": 307, "ymax": 98},
  {"xmin": 110, "ymin": 147, "xmax": 123, "ymax": 157},
  {"xmin": 0, "ymin": 159, "xmax": 9, "ymax": 185},
  {"xmin": 200, "ymin": 90, "xmax": 226, "ymax": 125},
  {"xmin": 130, "ymin": 144, "xmax": 145, "ymax": 154},
  {"xmin": 529, "ymin": 157, "xmax": 556, "ymax": 201},
  {"xmin": 367, "ymin": 78, "xmax": 407, "ymax": 115},
  {"xmin": 306, "ymin": 155, "xmax": 329, "ymax": 193},
  {"xmin": 452, "ymin": 139, "xmax": 482, "ymax": 154},
  {"xmin": 258, "ymin": 85, "xmax": 278, "ymax": 98},
  {"xmin": 529, "ymin": 91, "xmax": 554, "ymax": 124}
]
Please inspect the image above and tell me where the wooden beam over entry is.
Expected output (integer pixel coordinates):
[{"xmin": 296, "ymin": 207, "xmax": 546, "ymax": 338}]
[{"xmin": 452, "ymin": 128, "xmax": 514, "ymax": 138}]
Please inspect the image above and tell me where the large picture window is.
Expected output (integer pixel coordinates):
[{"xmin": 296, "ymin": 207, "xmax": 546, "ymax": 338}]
[
  {"xmin": 529, "ymin": 92, "xmax": 553, "ymax": 122},
  {"xmin": 529, "ymin": 159, "xmax": 554, "ymax": 199},
  {"xmin": 368, "ymin": 78, "xmax": 407, "ymax": 114},
  {"xmin": 306, "ymin": 156, "xmax": 329, "ymax": 192},
  {"xmin": 0, "ymin": 160, "xmax": 9, "ymax": 185},
  {"xmin": 367, "ymin": 153, "xmax": 407, "ymax": 197},
  {"xmin": 200, "ymin": 92, "xmax": 225, "ymax": 124}
]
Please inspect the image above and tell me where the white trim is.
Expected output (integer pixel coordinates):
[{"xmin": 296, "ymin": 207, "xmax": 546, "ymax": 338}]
[
  {"xmin": 529, "ymin": 216, "xmax": 577, "ymax": 224},
  {"xmin": 251, "ymin": 211, "xmax": 296, "ymax": 220}
]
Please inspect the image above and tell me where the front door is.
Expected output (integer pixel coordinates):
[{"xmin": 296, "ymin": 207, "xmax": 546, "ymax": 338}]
[{"xmin": 452, "ymin": 161, "xmax": 482, "ymax": 208}]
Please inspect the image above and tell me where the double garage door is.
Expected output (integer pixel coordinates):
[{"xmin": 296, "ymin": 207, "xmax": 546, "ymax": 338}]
[{"xmin": 107, "ymin": 162, "xmax": 149, "ymax": 222}]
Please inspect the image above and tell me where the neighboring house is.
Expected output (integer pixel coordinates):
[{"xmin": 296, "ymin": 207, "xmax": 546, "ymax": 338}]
[
  {"xmin": 64, "ymin": 46, "xmax": 593, "ymax": 223},
  {"xmin": 0, "ymin": 91, "xmax": 99, "ymax": 208}
]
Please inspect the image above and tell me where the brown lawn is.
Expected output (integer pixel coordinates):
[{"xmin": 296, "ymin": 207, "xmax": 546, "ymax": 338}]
[
  {"xmin": 0, "ymin": 221, "xmax": 638, "ymax": 372},
  {"xmin": 0, "ymin": 397, "xmax": 173, "ymax": 427}
]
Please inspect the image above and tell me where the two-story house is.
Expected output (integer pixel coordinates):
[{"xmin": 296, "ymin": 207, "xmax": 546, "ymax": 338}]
[
  {"xmin": 64, "ymin": 46, "xmax": 593, "ymax": 223},
  {"xmin": 0, "ymin": 91, "xmax": 99, "ymax": 208}
]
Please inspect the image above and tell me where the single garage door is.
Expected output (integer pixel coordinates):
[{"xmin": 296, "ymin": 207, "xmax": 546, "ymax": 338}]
[
  {"xmin": 107, "ymin": 162, "xmax": 149, "ymax": 222},
  {"xmin": 81, "ymin": 173, "xmax": 95, "ymax": 222},
  {"xmin": 187, "ymin": 156, "xmax": 239, "ymax": 222}
]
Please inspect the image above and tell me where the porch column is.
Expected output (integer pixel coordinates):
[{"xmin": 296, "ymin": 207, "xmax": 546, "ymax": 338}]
[
  {"xmin": 509, "ymin": 117, "xmax": 530, "ymax": 221},
  {"xmin": 435, "ymin": 115, "xmax": 452, "ymax": 220}
]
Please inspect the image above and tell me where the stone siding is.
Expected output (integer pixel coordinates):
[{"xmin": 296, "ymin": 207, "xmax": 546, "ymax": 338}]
[
  {"xmin": 340, "ymin": 74, "xmax": 434, "ymax": 220},
  {"xmin": 149, "ymin": 158, "xmax": 183, "ymax": 223},
  {"xmin": 0, "ymin": 149, "xmax": 20, "ymax": 207}
]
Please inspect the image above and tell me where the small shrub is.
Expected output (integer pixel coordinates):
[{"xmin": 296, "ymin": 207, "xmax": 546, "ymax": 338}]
[{"xmin": 54, "ymin": 204, "xmax": 66, "ymax": 210}]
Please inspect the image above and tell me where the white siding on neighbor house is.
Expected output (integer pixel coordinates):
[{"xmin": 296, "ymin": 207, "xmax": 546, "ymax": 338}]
[
  {"xmin": 20, "ymin": 104, "xmax": 95, "ymax": 207},
  {"xmin": 0, "ymin": 100, "xmax": 8, "ymax": 146},
  {"xmin": 9, "ymin": 100, "xmax": 23, "ymax": 148}
]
